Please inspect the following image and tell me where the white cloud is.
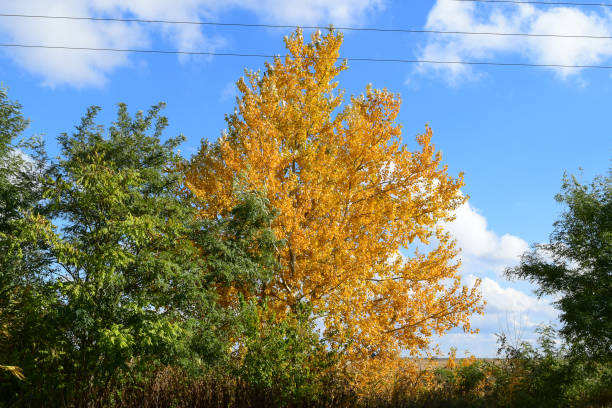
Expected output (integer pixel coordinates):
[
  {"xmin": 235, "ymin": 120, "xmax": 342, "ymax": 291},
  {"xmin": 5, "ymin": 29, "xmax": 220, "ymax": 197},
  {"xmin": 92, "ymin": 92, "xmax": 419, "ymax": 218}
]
[
  {"xmin": 474, "ymin": 276, "xmax": 555, "ymax": 316},
  {"xmin": 444, "ymin": 201, "xmax": 528, "ymax": 263},
  {"xmin": 0, "ymin": 0, "xmax": 383, "ymax": 87},
  {"xmin": 431, "ymin": 196, "xmax": 560, "ymax": 357},
  {"xmin": 419, "ymin": 0, "xmax": 612, "ymax": 83},
  {"xmin": 0, "ymin": 1, "xmax": 147, "ymax": 87},
  {"xmin": 435, "ymin": 275, "xmax": 558, "ymax": 357}
]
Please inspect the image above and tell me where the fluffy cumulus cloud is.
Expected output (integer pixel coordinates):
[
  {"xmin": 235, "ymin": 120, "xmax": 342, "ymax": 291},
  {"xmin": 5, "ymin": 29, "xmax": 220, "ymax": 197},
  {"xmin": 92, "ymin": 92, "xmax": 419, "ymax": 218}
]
[
  {"xmin": 437, "ymin": 275, "xmax": 559, "ymax": 356},
  {"xmin": 434, "ymin": 200, "xmax": 558, "ymax": 357},
  {"xmin": 470, "ymin": 275, "xmax": 557, "ymax": 335},
  {"xmin": 0, "ymin": 0, "xmax": 383, "ymax": 87},
  {"xmin": 444, "ymin": 201, "xmax": 528, "ymax": 264},
  {"xmin": 419, "ymin": 0, "xmax": 612, "ymax": 83},
  {"xmin": 476, "ymin": 276, "xmax": 553, "ymax": 315}
]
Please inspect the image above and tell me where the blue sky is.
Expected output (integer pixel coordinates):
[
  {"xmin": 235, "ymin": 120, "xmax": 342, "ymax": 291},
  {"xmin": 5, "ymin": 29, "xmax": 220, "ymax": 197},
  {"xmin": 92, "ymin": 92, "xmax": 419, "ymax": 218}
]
[{"xmin": 1, "ymin": 0, "xmax": 610, "ymax": 357}]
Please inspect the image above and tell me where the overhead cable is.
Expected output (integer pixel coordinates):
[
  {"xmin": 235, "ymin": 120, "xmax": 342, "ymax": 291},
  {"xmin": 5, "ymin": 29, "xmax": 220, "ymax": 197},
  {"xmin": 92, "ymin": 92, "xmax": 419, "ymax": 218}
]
[
  {"xmin": 2, "ymin": 43, "xmax": 611, "ymax": 69},
  {"xmin": 1, "ymin": 13, "xmax": 611, "ymax": 39}
]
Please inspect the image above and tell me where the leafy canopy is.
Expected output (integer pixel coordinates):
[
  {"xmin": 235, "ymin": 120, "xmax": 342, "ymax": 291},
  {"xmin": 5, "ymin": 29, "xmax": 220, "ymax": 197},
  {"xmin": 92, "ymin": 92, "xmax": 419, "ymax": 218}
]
[
  {"xmin": 0, "ymin": 88, "xmax": 49, "ymax": 384},
  {"xmin": 507, "ymin": 170, "xmax": 611, "ymax": 358},
  {"xmin": 186, "ymin": 29, "xmax": 483, "ymax": 382},
  {"xmin": 0, "ymin": 101, "xmax": 280, "ymax": 405}
]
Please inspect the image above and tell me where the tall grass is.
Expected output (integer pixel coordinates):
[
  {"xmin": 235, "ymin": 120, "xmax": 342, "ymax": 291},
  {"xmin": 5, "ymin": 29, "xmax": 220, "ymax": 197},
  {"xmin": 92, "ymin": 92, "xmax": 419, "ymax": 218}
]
[
  {"xmin": 3, "ymin": 329, "xmax": 610, "ymax": 408},
  {"xmin": 102, "ymin": 354, "xmax": 611, "ymax": 408}
]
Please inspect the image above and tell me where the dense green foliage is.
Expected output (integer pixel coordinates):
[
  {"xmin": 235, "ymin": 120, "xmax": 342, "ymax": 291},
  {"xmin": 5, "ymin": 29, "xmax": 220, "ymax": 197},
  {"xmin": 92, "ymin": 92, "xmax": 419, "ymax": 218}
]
[
  {"xmin": 0, "ymin": 96, "xmax": 282, "ymax": 406},
  {"xmin": 0, "ymin": 88, "xmax": 50, "ymax": 382},
  {"xmin": 506, "ymin": 170, "xmax": 611, "ymax": 358},
  {"xmin": 237, "ymin": 303, "xmax": 347, "ymax": 406}
]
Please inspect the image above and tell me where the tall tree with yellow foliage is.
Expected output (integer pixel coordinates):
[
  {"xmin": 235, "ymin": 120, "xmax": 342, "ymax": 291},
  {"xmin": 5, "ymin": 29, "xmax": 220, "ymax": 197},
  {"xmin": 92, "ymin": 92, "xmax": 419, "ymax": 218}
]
[{"xmin": 186, "ymin": 29, "xmax": 483, "ymax": 382}]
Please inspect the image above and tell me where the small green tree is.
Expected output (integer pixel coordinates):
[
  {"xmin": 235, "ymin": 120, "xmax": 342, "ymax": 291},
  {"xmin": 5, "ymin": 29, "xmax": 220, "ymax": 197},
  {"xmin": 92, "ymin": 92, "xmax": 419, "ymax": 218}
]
[
  {"xmin": 1, "ymin": 102, "xmax": 280, "ymax": 407},
  {"xmin": 0, "ymin": 87, "xmax": 49, "ymax": 282},
  {"xmin": 238, "ymin": 302, "xmax": 345, "ymax": 406},
  {"xmin": 0, "ymin": 88, "xmax": 51, "ymax": 384},
  {"xmin": 506, "ymin": 170, "xmax": 611, "ymax": 358}
]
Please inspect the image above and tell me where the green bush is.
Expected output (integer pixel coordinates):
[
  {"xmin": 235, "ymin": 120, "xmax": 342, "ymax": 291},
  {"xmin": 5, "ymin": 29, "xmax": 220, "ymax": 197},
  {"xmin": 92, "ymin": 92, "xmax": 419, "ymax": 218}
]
[{"xmin": 237, "ymin": 302, "xmax": 349, "ymax": 407}]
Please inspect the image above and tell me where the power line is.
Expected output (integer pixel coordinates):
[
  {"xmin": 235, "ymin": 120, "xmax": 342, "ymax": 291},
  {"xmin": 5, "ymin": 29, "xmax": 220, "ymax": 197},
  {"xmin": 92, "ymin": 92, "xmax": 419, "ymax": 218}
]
[
  {"xmin": 453, "ymin": 0, "xmax": 612, "ymax": 7},
  {"xmin": 2, "ymin": 43, "xmax": 612, "ymax": 69},
  {"xmin": 1, "ymin": 13, "xmax": 612, "ymax": 40}
]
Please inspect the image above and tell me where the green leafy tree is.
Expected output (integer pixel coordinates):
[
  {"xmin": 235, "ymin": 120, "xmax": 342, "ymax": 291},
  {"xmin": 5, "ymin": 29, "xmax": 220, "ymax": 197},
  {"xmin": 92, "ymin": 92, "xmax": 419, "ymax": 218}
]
[
  {"xmin": 506, "ymin": 170, "xmax": 611, "ymax": 358},
  {"xmin": 0, "ymin": 87, "xmax": 49, "ymax": 283},
  {"xmin": 237, "ymin": 302, "xmax": 346, "ymax": 407},
  {"xmin": 1, "ymin": 102, "xmax": 280, "ymax": 407},
  {"xmin": 0, "ymin": 88, "xmax": 51, "ymax": 384}
]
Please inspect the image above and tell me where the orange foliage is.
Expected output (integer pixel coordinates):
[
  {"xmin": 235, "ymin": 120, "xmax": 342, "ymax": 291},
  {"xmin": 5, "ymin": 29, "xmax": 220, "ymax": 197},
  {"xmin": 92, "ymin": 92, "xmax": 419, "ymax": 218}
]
[{"xmin": 186, "ymin": 29, "xmax": 483, "ymax": 383}]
